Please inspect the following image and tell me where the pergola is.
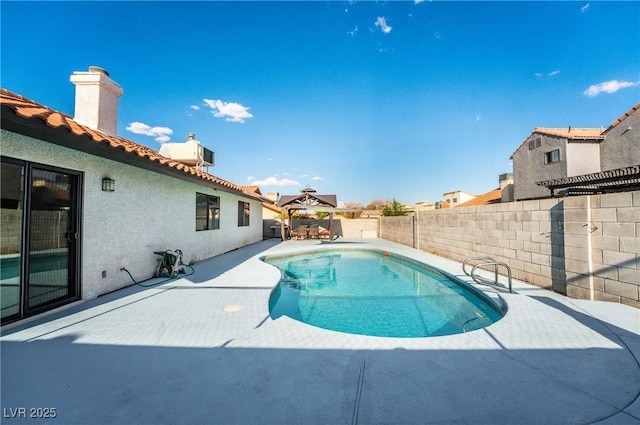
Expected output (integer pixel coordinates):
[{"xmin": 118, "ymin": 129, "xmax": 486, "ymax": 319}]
[
  {"xmin": 536, "ymin": 165, "xmax": 640, "ymax": 197},
  {"xmin": 277, "ymin": 188, "xmax": 347, "ymax": 241}
]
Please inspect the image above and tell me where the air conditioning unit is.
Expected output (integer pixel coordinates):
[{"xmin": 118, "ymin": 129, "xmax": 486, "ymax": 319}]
[{"xmin": 159, "ymin": 135, "xmax": 215, "ymax": 169}]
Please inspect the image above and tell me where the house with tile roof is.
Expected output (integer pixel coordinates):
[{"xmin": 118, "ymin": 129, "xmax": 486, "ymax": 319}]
[
  {"xmin": 441, "ymin": 190, "xmax": 476, "ymax": 207},
  {"xmin": 510, "ymin": 103, "xmax": 640, "ymax": 200},
  {"xmin": 456, "ymin": 189, "xmax": 502, "ymax": 207},
  {"xmin": 0, "ymin": 67, "xmax": 264, "ymax": 325},
  {"xmin": 510, "ymin": 127, "xmax": 605, "ymax": 200},
  {"xmin": 601, "ymin": 103, "xmax": 640, "ymax": 171}
]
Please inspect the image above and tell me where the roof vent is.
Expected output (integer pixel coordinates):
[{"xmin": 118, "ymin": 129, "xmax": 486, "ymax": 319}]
[{"xmin": 158, "ymin": 133, "xmax": 215, "ymax": 170}]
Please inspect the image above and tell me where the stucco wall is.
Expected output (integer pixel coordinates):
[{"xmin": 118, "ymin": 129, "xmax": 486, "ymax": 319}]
[
  {"xmin": 566, "ymin": 142, "xmax": 601, "ymax": 177},
  {"xmin": 601, "ymin": 109, "xmax": 640, "ymax": 171},
  {"xmin": 513, "ymin": 134, "xmax": 568, "ymax": 200},
  {"xmin": 380, "ymin": 192, "xmax": 640, "ymax": 308},
  {"xmin": 1, "ymin": 130, "xmax": 263, "ymax": 300}
]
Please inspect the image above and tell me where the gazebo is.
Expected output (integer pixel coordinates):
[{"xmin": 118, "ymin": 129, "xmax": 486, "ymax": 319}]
[{"xmin": 277, "ymin": 188, "xmax": 342, "ymax": 241}]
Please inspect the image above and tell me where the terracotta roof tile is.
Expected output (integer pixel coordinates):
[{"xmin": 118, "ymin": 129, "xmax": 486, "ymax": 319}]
[
  {"xmin": 66, "ymin": 118, "xmax": 86, "ymax": 135},
  {"xmin": 240, "ymin": 185, "xmax": 262, "ymax": 195},
  {"xmin": 510, "ymin": 126, "xmax": 605, "ymax": 159},
  {"xmin": 0, "ymin": 88, "xmax": 249, "ymax": 194},
  {"xmin": 457, "ymin": 188, "xmax": 502, "ymax": 207},
  {"xmin": 15, "ymin": 106, "xmax": 50, "ymax": 119},
  {"xmin": 46, "ymin": 112, "xmax": 67, "ymax": 127},
  {"xmin": 532, "ymin": 127, "xmax": 605, "ymax": 140},
  {"xmin": 606, "ymin": 103, "xmax": 640, "ymax": 132}
]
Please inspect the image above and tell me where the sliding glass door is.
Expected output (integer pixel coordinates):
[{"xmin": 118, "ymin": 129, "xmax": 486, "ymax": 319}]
[
  {"xmin": 0, "ymin": 161, "xmax": 24, "ymax": 321},
  {"xmin": 1, "ymin": 158, "xmax": 82, "ymax": 324}
]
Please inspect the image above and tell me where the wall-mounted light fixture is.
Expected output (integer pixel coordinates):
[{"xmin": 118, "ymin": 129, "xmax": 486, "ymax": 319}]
[{"xmin": 102, "ymin": 177, "xmax": 115, "ymax": 192}]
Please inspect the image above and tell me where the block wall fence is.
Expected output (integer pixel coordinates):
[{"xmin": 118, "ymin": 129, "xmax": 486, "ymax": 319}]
[{"xmin": 380, "ymin": 190, "xmax": 640, "ymax": 308}]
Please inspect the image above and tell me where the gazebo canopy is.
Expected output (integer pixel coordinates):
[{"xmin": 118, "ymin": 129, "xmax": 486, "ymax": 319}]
[{"xmin": 278, "ymin": 187, "xmax": 337, "ymax": 209}]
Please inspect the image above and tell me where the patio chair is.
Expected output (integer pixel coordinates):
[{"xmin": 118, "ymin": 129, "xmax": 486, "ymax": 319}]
[
  {"xmin": 308, "ymin": 225, "xmax": 319, "ymax": 239},
  {"xmin": 318, "ymin": 226, "xmax": 331, "ymax": 239},
  {"xmin": 294, "ymin": 225, "xmax": 308, "ymax": 240}
]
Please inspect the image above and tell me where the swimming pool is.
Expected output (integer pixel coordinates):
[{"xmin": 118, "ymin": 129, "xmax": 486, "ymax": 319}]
[{"xmin": 264, "ymin": 249, "xmax": 505, "ymax": 338}]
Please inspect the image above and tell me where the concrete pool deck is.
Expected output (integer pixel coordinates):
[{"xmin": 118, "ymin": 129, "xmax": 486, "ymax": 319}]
[{"xmin": 1, "ymin": 238, "xmax": 639, "ymax": 425}]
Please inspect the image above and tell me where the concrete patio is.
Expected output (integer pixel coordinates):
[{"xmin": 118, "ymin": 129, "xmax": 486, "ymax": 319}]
[{"xmin": 2, "ymin": 238, "xmax": 639, "ymax": 425}]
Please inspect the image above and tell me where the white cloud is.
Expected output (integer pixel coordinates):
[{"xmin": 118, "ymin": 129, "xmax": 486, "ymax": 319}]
[
  {"xmin": 347, "ymin": 26, "xmax": 358, "ymax": 37},
  {"xmin": 534, "ymin": 71, "xmax": 560, "ymax": 78},
  {"xmin": 475, "ymin": 114, "xmax": 482, "ymax": 122},
  {"xmin": 190, "ymin": 105, "xmax": 200, "ymax": 110},
  {"xmin": 126, "ymin": 122, "xmax": 173, "ymax": 143},
  {"xmin": 375, "ymin": 17, "xmax": 392, "ymax": 34},
  {"xmin": 312, "ymin": 176, "xmax": 323, "ymax": 181},
  {"xmin": 583, "ymin": 80, "xmax": 640, "ymax": 97},
  {"xmin": 252, "ymin": 176, "xmax": 301, "ymax": 187},
  {"xmin": 581, "ymin": 3, "xmax": 590, "ymax": 13},
  {"xmin": 203, "ymin": 99, "xmax": 253, "ymax": 123}
]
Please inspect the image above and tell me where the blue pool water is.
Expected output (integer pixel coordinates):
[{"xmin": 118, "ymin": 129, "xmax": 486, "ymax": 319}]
[{"xmin": 265, "ymin": 249, "xmax": 504, "ymax": 338}]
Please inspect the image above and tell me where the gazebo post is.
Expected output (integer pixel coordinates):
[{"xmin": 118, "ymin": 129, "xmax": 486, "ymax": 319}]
[
  {"xmin": 329, "ymin": 212, "xmax": 334, "ymax": 241},
  {"xmin": 280, "ymin": 207, "xmax": 286, "ymax": 241}
]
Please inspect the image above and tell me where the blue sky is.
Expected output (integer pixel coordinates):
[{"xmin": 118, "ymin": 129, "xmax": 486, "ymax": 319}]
[{"xmin": 2, "ymin": 1, "xmax": 639, "ymax": 206}]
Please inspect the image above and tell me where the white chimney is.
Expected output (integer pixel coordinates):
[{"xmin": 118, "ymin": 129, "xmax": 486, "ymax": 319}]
[{"xmin": 70, "ymin": 66, "xmax": 123, "ymax": 136}]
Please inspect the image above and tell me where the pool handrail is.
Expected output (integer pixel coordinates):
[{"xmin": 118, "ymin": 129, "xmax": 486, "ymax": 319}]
[
  {"xmin": 462, "ymin": 256, "xmax": 498, "ymax": 279},
  {"xmin": 470, "ymin": 261, "xmax": 513, "ymax": 293}
]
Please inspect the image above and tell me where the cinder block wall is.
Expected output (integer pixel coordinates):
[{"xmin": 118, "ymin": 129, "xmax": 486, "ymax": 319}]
[
  {"xmin": 290, "ymin": 218, "xmax": 379, "ymax": 238},
  {"xmin": 381, "ymin": 191, "xmax": 639, "ymax": 307},
  {"xmin": 379, "ymin": 216, "xmax": 413, "ymax": 246}
]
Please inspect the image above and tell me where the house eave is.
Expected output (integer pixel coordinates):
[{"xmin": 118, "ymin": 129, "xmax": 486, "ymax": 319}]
[{"xmin": 1, "ymin": 105, "xmax": 254, "ymax": 198}]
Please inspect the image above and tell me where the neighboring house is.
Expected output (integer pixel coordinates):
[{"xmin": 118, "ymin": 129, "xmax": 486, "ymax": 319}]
[
  {"xmin": 414, "ymin": 201, "xmax": 435, "ymax": 210},
  {"xmin": 535, "ymin": 104, "xmax": 640, "ymax": 196},
  {"xmin": 457, "ymin": 189, "xmax": 502, "ymax": 207},
  {"xmin": 511, "ymin": 103, "xmax": 640, "ymax": 200},
  {"xmin": 442, "ymin": 190, "xmax": 476, "ymax": 206},
  {"xmin": 0, "ymin": 67, "xmax": 263, "ymax": 325},
  {"xmin": 264, "ymin": 191, "xmax": 280, "ymax": 203},
  {"xmin": 450, "ymin": 173, "xmax": 513, "ymax": 208},
  {"xmin": 499, "ymin": 173, "xmax": 514, "ymax": 202},
  {"xmin": 511, "ymin": 127, "xmax": 604, "ymax": 200},
  {"xmin": 240, "ymin": 185, "xmax": 280, "ymax": 219},
  {"xmin": 241, "ymin": 185, "xmax": 283, "ymax": 238},
  {"xmin": 262, "ymin": 203, "xmax": 282, "ymax": 219},
  {"xmin": 601, "ymin": 103, "xmax": 640, "ymax": 171}
]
